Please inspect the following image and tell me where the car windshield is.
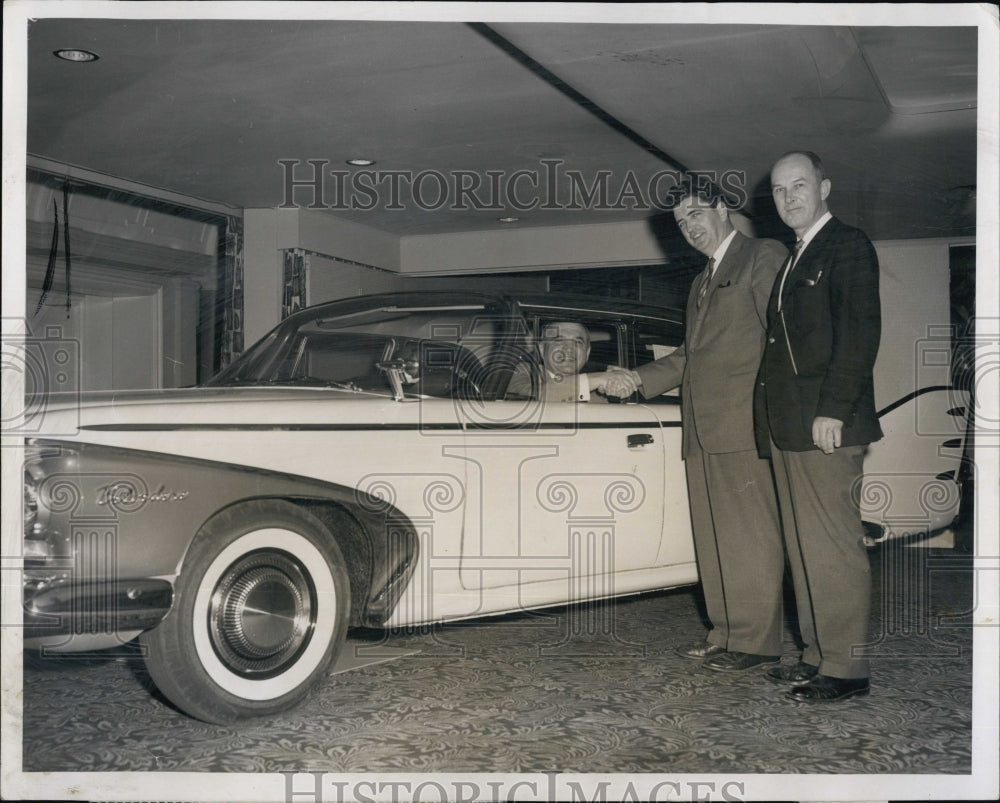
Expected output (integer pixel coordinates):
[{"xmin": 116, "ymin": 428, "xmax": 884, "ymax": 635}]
[{"xmin": 205, "ymin": 301, "xmax": 522, "ymax": 399}]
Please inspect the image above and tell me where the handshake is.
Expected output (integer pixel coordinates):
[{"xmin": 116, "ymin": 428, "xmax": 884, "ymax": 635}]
[{"xmin": 590, "ymin": 366, "xmax": 642, "ymax": 399}]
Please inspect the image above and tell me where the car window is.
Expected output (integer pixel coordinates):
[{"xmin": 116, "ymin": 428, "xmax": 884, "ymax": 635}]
[
  {"xmin": 291, "ymin": 333, "xmax": 394, "ymax": 385},
  {"xmin": 504, "ymin": 314, "xmax": 624, "ymax": 401},
  {"xmin": 579, "ymin": 322, "xmax": 621, "ymax": 372},
  {"xmin": 635, "ymin": 319, "xmax": 684, "ymax": 364},
  {"xmin": 634, "ymin": 319, "xmax": 685, "ymax": 403},
  {"xmin": 208, "ymin": 298, "xmax": 684, "ymax": 403},
  {"xmin": 206, "ymin": 302, "xmax": 505, "ymax": 399}
]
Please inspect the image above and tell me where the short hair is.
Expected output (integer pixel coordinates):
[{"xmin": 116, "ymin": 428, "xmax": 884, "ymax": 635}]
[
  {"xmin": 774, "ymin": 150, "xmax": 826, "ymax": 181},
  {"xmin": 670, "ymin": 175, "xmax": 728, "ymax": 210},
  {"xmin": 540, "ymin": 321, "xmax": 590, "ymax": 345}
]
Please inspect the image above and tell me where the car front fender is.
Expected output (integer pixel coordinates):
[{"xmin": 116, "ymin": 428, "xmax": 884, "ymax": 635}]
[{"xmin": 24, "ymin": 440, "xmax": 419, "ymax": 632}]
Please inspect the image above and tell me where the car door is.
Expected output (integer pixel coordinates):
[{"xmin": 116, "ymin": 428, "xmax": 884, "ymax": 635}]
[{"xmin": 454, "ymin": 314, "xmax": 672, "ymax": 604}]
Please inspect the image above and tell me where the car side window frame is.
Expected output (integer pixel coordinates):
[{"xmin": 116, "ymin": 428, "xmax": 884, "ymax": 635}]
[{"xmin": 630, "ymin": 316, "xmax": 685, "ymax": 404}]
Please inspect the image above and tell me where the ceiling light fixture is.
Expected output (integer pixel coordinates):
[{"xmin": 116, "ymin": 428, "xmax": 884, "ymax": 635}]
[
  {"xmin": 345, "ymin": 158, "xmax": 375, "ymax": 167},
  {"xmin": 54, "ymin": 49, "xmax": 99, "ymax": 63}
]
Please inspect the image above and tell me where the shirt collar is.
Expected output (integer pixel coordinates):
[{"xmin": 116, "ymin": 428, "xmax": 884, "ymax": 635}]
[
  {"xmin": 710, "ymin": 229, "xmax": 738, "ymax": 265},
  {"xmin": 798, "ymin": 211, "xmax": 833, "ymax": 251}
]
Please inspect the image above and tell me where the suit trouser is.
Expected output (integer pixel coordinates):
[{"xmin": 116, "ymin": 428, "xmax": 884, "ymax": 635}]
[
  {"xmin": 770, "ymin": 443, "xmax": 871, "ymax": 679},
  {"xmin": 685, "ymin": 444, "xmax": 784, "ymax": 655}
]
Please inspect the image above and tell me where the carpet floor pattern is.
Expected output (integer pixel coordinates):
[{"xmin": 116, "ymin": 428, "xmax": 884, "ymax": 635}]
[{"xmin": 21, "ymin": 544, "xmax": 974, "ymax": 775}]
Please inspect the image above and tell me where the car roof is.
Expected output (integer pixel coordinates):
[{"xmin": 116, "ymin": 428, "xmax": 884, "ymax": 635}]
[
  {"xmin": 283, "ymin": 290, "xmax": 683, "ymax": 326},
  {"xmin": 514, "ymin": 292, "xmax": 683, "ymax": 324}
]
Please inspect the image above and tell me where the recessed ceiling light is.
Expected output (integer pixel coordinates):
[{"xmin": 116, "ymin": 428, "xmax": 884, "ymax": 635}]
[
  {"xmin": 346, "ymin": 158, "xmax": 376, "ymax": 167},
  {"xmin": 54, "ymin": 49, "xmax": 99, "ymax": 63},
  {"xmin": 498, "ymin": 216, "xmax": 520, "ymax": 224}
]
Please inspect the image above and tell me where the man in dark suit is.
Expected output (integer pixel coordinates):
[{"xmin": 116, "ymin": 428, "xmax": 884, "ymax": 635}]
[
  {"xmin": 756, "ymin": 151, "xmax": 882, "ymax": 702},
  {"xmin": 605, "ymin": 181, "xmax": 788, "ymax": 672}
]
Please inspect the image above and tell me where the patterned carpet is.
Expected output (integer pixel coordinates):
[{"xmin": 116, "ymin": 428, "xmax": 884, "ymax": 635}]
[{"xmin": 21, "ymin": 540, "xmax": 975, "ymax": 776}]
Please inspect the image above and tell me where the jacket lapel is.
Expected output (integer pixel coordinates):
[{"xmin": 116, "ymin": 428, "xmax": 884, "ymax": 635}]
[
  {"xmin": 768, "ymin": 218, "xmax": 839, "ymax": 323},
  {"xmin": 687, "ymin": 233, "xmax": 746, "ymax": 346},
  {"xmin": 709, "ymin": 233, "xmax": 745, "ymax": 292},
  {"xmin": 783, "ymin": 218, "xmax": 837, "ymax": 293}
]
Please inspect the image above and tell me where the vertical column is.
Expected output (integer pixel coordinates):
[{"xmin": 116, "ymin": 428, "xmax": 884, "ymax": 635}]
[
  {"xmin": 281, "ymin": 248, "xmax": 310, "ymax": 319},
  {"xmin": 242, "ymin": 208, "xmax": 298, "ymax": 346},
  {"xmin": 218, "ymin": 215, "xmax": 244, "ymax": 370}
]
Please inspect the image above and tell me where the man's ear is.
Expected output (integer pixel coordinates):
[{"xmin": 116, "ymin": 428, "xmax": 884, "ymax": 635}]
[{"xmin": 820, "ymin": 178, "xmax": 831, "ymax": 201}]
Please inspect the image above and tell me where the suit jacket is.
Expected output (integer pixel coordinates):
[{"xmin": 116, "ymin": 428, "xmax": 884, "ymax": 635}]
[
  {"xmin": 637, "ymin": 232, "xmax": 787, "ymax": 457},
  {"xmin": 754, "ymin": 216, "xmax": 883, "ymax": 453}
]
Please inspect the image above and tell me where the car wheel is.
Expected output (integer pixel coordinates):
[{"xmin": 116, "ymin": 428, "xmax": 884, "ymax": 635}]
[{"xmin": 140, "ymin": 499, "xmax": 351, "ymax": 724}]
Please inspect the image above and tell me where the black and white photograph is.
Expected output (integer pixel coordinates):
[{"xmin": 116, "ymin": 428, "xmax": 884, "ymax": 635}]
[{"xmin": 2, "ymin": 2, "xmax": 998, "ymax": 801}]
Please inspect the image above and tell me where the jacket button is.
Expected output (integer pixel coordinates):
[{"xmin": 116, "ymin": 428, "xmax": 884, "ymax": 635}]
[{"xmin": 768, "ymin": 337, "xmax": 776, "ymax": 344}]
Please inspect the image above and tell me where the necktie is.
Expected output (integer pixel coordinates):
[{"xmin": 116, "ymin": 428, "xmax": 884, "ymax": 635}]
[
  {"xmin": 697, "ymin": 258, "xmax": 716, "ymax": 308},
  {"xmin": 776, "ymin": 240, "xmax": 803, "ymax": 311}
]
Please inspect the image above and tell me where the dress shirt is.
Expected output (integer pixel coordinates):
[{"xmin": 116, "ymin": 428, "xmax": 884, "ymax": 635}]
[
  {"xmin": 777, "ymin": 211, "xmax": 833, "ymax": 310},
  {"xmin": 710, "ymin": 229, "xmax": 738, "ymax": 266},
  {"xmin": 698, "ymin": 229, "xmax": 738, "ymax": 307},
  {"xmin": 797, "ymin": 211, "xmax": 833, "ymax": 254}
]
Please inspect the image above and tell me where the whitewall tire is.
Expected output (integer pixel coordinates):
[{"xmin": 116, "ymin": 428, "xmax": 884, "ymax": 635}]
[{"xmin": 140, "ymin": 500, "xmax": 351, "ymax": 724}]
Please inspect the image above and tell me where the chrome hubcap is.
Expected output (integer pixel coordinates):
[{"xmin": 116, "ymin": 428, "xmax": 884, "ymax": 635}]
[{"xmin": 209, "ymin": 549, "xmax": 315, "ymax": 677}]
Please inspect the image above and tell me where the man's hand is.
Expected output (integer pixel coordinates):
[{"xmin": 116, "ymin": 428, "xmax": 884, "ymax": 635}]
[
  {"xmin": 592, "ymin": 367, "xmax": 641, "ymax": 399},
  {"xmin": 812, "ymin": 416, "xmax": 843, "ymax": 454}
]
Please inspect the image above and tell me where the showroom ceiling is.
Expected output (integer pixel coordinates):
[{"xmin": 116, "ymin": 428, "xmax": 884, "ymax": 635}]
[{"xmin": 24, "ymin": 17, "xmax": 979, "ymax": 242}]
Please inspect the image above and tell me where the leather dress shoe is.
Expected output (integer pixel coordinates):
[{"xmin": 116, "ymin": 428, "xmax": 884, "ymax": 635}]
[
  {"xmin": 703, "ymin": 651, "xmax": 780, "ymax": 672},
  {"xmin": 765, "ymin": 661, "xmax": 819, "ymax": 686},
  {"xmin": 787, "ymin": 675, "xmax": 870, "ymax": 702},
  {"xmin": 675, "ymin": 641, "xmax": 726, "ymax": 660}
]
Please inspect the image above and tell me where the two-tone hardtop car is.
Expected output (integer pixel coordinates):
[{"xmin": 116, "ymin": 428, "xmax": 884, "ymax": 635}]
[{"xmin": 21, "ymin": 291, "xmax": 969, "ymax": 723}]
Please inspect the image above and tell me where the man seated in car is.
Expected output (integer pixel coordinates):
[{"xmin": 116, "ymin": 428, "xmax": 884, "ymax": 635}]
[{"xmin": 505, "ymin": 321, "xmax": 610, "ymax": 403}]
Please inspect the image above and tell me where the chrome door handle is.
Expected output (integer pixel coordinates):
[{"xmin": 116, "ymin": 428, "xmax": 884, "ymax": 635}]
[{"xmin": 628, "ymin": 433, "xmax": 655, "ymax": 448}]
